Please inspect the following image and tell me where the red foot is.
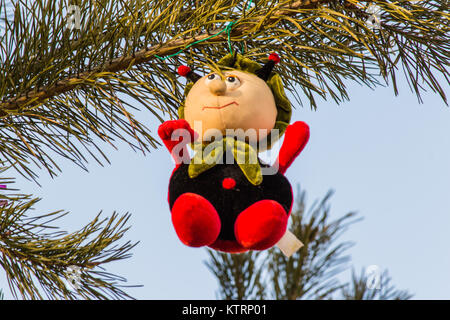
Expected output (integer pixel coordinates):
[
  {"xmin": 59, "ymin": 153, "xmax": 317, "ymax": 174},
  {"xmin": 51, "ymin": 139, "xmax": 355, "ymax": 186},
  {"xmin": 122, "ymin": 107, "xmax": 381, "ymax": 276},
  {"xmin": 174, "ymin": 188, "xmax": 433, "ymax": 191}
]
[
  {"xmin": 234, "ymin": 200, "xmax": 288, "ymax": 250},
  {"xmin": 171, "ymin": 193, "xmax": 221, "ymax": 247}
]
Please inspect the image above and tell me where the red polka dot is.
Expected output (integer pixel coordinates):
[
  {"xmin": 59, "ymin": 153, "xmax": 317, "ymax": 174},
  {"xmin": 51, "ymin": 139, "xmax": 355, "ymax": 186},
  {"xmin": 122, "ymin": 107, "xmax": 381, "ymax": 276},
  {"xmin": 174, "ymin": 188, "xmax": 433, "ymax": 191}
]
[{"xmin": 222, "ymin": 178, "xmax": 236, "ymax": 189}]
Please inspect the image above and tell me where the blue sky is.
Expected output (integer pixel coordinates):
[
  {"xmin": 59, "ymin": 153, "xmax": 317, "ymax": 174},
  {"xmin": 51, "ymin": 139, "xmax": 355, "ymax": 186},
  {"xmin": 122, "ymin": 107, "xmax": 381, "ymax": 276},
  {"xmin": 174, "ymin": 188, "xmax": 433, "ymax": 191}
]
[{"xmin": 0, "ymin": 73, "xmax": 449, "ymax": 299}]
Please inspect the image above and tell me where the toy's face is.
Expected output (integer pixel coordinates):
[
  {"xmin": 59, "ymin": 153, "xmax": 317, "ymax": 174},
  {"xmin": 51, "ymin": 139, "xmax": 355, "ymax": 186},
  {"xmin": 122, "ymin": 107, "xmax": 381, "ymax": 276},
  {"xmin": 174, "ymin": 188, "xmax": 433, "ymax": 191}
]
[{"xmin": 184, "ymin": 70, "xmax": 277, "ymax": 141}]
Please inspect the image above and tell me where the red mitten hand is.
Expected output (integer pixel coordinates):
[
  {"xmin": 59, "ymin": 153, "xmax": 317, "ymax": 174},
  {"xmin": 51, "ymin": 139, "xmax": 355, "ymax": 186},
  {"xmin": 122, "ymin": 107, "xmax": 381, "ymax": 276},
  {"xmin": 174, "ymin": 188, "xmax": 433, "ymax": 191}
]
[
  {"xmin": 276, "ymin": 121, "xmax": 310, "ymax": 175},
  {"xmin": 158, "ymin": 119, "xmax": 197, "ymax": 164}
]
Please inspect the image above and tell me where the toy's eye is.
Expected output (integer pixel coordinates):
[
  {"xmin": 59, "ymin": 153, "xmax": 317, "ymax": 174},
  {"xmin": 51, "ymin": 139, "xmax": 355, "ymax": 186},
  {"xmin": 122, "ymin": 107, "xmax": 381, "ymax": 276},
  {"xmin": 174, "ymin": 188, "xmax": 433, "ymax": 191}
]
[
  {"xmin": 205, "ymin": 73, "xmax": 221, "ymax": 84},
  {"xmin": 225, "ymin": 75, "xmax": 241, "ymax": 90}
]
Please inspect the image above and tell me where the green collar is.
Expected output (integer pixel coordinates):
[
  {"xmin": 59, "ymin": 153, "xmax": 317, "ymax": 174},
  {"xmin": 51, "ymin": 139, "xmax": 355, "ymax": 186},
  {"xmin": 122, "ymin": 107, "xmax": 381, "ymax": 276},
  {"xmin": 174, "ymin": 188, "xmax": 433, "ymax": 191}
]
[{"xmin": 188, "ymin": 137, "xmax": 263, "ymax": 186}]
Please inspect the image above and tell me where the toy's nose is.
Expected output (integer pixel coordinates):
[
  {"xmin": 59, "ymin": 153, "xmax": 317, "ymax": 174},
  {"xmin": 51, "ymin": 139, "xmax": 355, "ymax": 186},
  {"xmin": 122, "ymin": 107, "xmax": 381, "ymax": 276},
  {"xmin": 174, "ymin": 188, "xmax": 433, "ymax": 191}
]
[{"xmin": 209, "ymin": 79, "xmax": 227, "ymax": 96}]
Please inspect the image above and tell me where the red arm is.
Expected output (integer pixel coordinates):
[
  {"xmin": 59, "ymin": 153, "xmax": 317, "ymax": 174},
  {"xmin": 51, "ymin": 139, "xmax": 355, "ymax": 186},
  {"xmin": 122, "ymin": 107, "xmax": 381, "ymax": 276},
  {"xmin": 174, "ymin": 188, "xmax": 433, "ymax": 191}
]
[
  {"xmin": 275, "ymin": 121, "xmax": 310, "ymax": 175},
  {"xmin": 158, "ymin": 119, "xmax": 197, "ymax": 165}
]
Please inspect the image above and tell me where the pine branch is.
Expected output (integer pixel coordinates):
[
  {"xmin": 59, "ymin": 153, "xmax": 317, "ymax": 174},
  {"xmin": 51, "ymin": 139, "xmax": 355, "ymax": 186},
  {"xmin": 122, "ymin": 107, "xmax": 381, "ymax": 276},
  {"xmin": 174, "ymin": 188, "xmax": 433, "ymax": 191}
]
[
  {"xmin": 206, "ymin": 186, "xmax": 410, "ymax": 300},
  {"xmin": 340, "ymin": 268, "xmax": 412, "ymax": 300},
  {"xmin": 0, "ymin": 0, "xmax": 448, "ymax": 180},
  {"xmin": 0, "ymin": 0, "xmax": 327, "ymax": 112},
  {"xmin": 0, "ymin": 175, "xmax": 139, "ymax": 300},
  {"xmin": 266, "ymin": 188, "xmax": 360, "ymax": 300},
  {"xmin": 205, "ymin": 249, "xmax": 266, "ymax": 300},
  {"xmin": 1, "ymin": 0, "xmax": 447, "ymax": 112}
]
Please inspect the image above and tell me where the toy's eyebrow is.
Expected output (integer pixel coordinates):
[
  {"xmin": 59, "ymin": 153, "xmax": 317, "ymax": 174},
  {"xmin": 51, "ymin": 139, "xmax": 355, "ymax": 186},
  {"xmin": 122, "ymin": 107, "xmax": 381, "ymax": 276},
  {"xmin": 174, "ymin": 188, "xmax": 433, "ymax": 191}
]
[
  {"xmin": 223, "ymin": 72, "xmax": 242, "ymax": 79},
  {"xmin": 206, "ymin": 71, "xmax": 225, "ymax": 79}
]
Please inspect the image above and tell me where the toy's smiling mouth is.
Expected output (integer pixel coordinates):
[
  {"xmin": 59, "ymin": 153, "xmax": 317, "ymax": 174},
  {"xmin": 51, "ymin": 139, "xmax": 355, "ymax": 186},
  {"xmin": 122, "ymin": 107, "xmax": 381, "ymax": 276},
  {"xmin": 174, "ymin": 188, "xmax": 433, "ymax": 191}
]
[{"xmin": 202, "ymin": 101, "xmax": 239, "ymax": 111}]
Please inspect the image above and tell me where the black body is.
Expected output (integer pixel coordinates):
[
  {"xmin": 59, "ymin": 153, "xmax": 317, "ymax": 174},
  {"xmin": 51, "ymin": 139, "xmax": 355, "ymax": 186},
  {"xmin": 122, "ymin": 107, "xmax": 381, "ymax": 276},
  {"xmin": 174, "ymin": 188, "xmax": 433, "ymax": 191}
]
[{"xmin": 168, "ymin": 156, "xmax": 293, "ymax": 242}]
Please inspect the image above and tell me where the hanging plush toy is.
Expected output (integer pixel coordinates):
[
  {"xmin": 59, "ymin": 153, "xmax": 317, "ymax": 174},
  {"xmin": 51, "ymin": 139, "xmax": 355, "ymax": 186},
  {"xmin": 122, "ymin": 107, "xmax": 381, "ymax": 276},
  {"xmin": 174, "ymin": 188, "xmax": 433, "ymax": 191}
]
[{"xmin": 158, "ymin": 53, "xmax": 310, "ymax": 256}]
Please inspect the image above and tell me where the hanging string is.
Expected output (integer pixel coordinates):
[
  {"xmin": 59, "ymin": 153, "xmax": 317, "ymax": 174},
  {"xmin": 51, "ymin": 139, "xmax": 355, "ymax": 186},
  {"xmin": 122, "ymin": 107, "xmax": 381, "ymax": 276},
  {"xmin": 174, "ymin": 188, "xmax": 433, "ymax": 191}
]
[
  {"xmin": 155, "ymin": 0, "xmax": 253, "ymax": 60},
  {"xmin": 226, "ymin": 21, "xmax": 236, "ymax": 54}
]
